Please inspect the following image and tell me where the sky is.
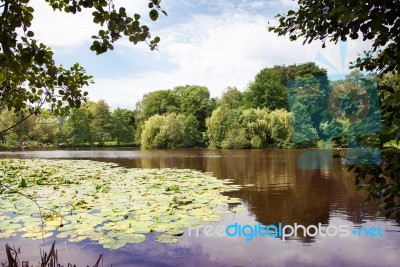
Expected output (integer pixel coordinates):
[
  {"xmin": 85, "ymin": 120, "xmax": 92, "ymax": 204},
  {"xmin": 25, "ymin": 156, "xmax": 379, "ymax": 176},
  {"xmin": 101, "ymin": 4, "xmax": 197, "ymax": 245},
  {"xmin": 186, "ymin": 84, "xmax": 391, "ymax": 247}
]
[{"xmin": 30, "ymin": 0, "xmax": 373, "ymax": 109}]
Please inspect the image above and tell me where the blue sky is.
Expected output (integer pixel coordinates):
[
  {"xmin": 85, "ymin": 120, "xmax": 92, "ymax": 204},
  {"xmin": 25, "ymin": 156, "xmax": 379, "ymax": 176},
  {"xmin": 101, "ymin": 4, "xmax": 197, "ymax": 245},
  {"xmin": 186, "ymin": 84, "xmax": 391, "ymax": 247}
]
[{"xmin": 31, "ymin": 0, "xmax": 373, "ymax": 109}]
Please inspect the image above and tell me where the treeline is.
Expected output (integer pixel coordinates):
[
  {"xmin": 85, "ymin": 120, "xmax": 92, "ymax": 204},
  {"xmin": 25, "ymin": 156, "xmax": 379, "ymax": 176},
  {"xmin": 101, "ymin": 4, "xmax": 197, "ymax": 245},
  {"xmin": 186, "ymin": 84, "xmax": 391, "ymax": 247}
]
[
  {"xmin": 0, "ymin": 101, "xmax": 135, "ymax": 147},
  {"xmin": 138, "ymin": 62, "xmax": 326, "ymax": 149},
  {"xmin": 1, "ymin": 61, "xmax": 379, "ymax": 149}
]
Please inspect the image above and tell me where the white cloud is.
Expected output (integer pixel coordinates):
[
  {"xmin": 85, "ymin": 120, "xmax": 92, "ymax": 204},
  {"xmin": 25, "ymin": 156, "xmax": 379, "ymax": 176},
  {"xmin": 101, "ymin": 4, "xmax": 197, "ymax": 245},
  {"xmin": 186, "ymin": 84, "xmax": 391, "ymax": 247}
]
[
  {"xmin": 87, "ymin": 9, "xmax": 373, "ymax": 109},
  {"xmin": 30, "ymin": 1, "xmax": 95, "ymax": 48},
  {"xmin": 30, "ymin": 0, "xmax": 152, "ymax": 49},
  {"xmin": 28, "ymin": 0, "xmax": 376, "ymax": 109}
]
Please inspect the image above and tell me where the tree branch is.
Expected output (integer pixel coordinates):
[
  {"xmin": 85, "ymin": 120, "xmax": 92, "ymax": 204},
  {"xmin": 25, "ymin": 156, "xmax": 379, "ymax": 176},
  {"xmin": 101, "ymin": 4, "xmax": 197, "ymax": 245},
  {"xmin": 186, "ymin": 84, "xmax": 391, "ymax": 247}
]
[{"xmin": 0, "ymin": 92, "xmax": 49, "ymax": 136}]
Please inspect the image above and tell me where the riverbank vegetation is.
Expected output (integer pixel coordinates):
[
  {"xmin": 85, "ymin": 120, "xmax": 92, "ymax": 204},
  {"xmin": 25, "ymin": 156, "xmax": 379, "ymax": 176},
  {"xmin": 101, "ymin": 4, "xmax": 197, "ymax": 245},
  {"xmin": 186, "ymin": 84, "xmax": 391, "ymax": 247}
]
[
  {"xmin": 2, "ymin": 64, "xmax": 397, "ymax": 152},
  {"xmin": 2, "ymin": 62, "xmax": 375, "ymax": 150}
]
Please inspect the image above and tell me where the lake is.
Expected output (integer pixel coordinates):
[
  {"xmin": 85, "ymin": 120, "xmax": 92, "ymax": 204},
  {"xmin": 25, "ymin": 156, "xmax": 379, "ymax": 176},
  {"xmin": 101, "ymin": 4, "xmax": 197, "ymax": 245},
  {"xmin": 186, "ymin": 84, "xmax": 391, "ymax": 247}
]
[{"xmin": 0, "ymin": 148, "xmax": 399, "ymax": 266}]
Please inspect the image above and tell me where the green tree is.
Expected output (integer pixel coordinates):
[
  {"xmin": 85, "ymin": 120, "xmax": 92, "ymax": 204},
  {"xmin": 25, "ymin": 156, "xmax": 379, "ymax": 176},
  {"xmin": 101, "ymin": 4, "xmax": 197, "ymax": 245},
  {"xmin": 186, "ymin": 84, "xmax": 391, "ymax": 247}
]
[
  {"xmin": 91, "ymin": 100, "xmax": 112, "ymax": 145},
  {"xmin": 175, "ymin": 85, "xmax": 212, "ymax": 132},
  {"xmin": 0, "ymin": 0, "xmax": 166, "ymax": 135},
  {"xmin": 219, "ymin": 87, "xmax": 243, "ymax": 109},
  {"xmin": 244, "ymin": 66, "xmax": 286, "ymax": 110},
  {"xmin": 141, "ymin": 113, "xmax": 205, "ymax": 149},
  {"xmin": 268, "ymin": 109, "xmax": 293, "ymax": 148},
  {"xmin": 111, "ymin": 108, "xmax": 135, "ymax": 146},
  {"xmin": 0, "ymin": 108, "xmax": 58, "ymax": 146},
  {"xmin": 141, "ymin": 90, "xmax": 179, "ymax": 119},
  {"xmin": 206, "ymin": 107, "xmax": 241, "ymax": 148},
  {"xmin": 137, "ymin": 85, "xmax": 214, "ymax": 135},
  {"xmin": 240, "ymin": 108, "xmax": 270, "ymax": 148},
  {"xmin": 244, "ymin": 63, "xmax": 327, "ymax": 110},
  {"xmin": 183, "ymin": 114, "xmax": 203, "ymax": 147},
  {"xmin": 29, "ymin": 110, "xmax": 58, "ymax": 144},
  {"xmin": 0, "ymin": 108, "xmax": 36, "ymax": 145},
  {"xmin": 62, "ymin": 102, "xmax": 94, "ymax": 145},
  {"xmin": 206, "ymin": 107, "xmax": 293, "ymax": 149},
  {"xmin": 141, "ymin": 113, "xmax": 185, "ymax": 149},
  {"xmin": 269, "ymin": 0, "xmax": 400, "ymax": 221}
]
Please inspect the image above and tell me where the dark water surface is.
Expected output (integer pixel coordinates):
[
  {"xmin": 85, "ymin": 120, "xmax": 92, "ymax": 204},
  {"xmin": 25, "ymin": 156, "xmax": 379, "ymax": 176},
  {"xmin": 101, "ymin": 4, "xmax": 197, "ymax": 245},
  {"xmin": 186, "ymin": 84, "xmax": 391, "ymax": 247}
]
[{"xmin": 0, "ymin": 149, "xmax": 399, "ymax": 266}]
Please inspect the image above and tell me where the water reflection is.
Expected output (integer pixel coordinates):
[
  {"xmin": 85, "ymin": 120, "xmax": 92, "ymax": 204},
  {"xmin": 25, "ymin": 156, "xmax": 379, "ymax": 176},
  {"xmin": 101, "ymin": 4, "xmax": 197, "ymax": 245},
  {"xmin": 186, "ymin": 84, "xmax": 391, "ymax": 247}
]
[{"xmin": 0, "ymin": 149, "xmax": 399, "ymax": 266}]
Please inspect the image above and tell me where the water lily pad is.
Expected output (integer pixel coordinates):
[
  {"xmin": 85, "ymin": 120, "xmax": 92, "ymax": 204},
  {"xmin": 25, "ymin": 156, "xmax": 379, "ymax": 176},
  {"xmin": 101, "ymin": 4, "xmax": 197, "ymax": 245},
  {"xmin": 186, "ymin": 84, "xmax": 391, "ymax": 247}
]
[
  {"xmin": 155, "ymin": 234, "xmax": 178, "ymax": 244},
  {"xmin": 165, "ymin": 228, "xmax": 184, "ymax": 236},
  {"xmin": 0, "ymin": 159, "xmax": 243, "ymax": 248},
  {"xmin": 230, "ymin": 206, "xmax": 247, "ymax": 212}
]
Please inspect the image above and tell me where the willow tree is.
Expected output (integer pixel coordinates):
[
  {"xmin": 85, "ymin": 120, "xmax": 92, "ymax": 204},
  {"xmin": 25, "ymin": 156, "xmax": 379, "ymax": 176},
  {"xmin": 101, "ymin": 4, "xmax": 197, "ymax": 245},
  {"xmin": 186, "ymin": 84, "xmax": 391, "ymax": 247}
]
[
  {"xmin": 141, "ymin": 113, "xmax": 202, "ymax": 149},
  {"xmin": 206, "ymin": 107, "xmax": 293, "ymax": 149}
]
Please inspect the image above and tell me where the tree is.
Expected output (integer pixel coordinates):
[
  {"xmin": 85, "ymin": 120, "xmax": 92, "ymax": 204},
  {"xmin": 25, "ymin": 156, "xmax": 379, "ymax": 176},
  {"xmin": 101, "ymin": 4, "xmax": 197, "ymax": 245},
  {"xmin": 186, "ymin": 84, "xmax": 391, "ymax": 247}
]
[
  {"xmin": 0, "ymin": 0, "xmax": 166, "ymax": 135},
  {"xmin": 268, "ymin": 0, "xmax": 400, "ymax": 74},
  {"xmin": 243, "ymin": 62, "xmax": 328, "ymax": 110},
  {"xmin": 140, "ymin": 112, "xmax": 205, "ymax": 149},
  {"xmin": 0, "ymin": 108, "xmax": 36, "ymax": 145},
  {"xmin": 206, "ymin": 107, "xmax": 241, "ymax": 148},
  {"xmin": 206, "ymin": 107, "xmax": 293, "ymax": 149},
  {"xmin": 141, "ymin": 90, "xmax": 179, "ymax": 119},
  {"xmin": 182, "ymin": 114, "xmax": 203, "ymax": 147},
  {"xmin": 111, "ymin": 108, "xmax": 135, "ymax": 146},
  {"xmin": 62, "ymin": 101, "xmax": 94, "ymax": 145},
  {"xmin": 138, "ymin": 85, "xmax": 214, "ymax": 134},
  {"xmin": 28, "ymin": 110, "xmax": 58, "ymax": 144},
  {"xmin": 244, "ymin": 66, "xmax": 286, "ymax": 110},
  {"xmin": 175, "ymin": 85, "xmax": 212, "ymax": 132},
  {"xmin": 141, "ymin": 113, "xmax": 186, "ymax": 149},
  {"xmin": 90, "ymin": 100, "xmax": 112, "ymax": 145},
  {"xmin": 269, "ymin": 0, "xmax": 400, "ymax": 221},
  {"xmin": 219, "ymin": 87, "xmax": 243, "ymax": 109}
]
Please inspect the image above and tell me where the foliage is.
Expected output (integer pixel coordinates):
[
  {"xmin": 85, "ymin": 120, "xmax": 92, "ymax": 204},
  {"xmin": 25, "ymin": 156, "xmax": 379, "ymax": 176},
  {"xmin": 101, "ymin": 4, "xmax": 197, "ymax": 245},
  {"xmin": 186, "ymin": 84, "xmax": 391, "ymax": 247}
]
[
  {"xmin": 0, "ymin": 108, "xmax": 58, "ymax": 146},
  {"xmin": 352, "ymin": 73, "xmax": 400, "ymax": 221},
  {"xmin": 221, "ymin": 128, "xmax": 249, "ymax": 149},
  {"xmin": 267, "ymin": 109, "xmax": 293, "ymax": 148},
  {"xmin": 136, "ymin": 85, "xmax": 215, "ymax": 147},
  {"xmin": 0, "ymin": 0, "xmax": 166, "ymax": 135},
  {"xmin": 141, "ymin": 113, "xmax": 201, "ymax": 149},
  {"xmin": 268, "ymin": 0, "xmax": 400, "ymax": 74},
  {"xmin": 111, "ymin": 108, "xmax": 135, "ymax": 146},
  {"xmin": 140, "ymin": 85, "xmax": 214, "ymax": 133},
  {"xmin": 175, "ymin": 85, "xmax": 213, "ymax": 131},
  {"xmin": 219, "ymin": 87, "xmax": 244, "ymax": 110},
  {"xmin": 28, "ymin": 110, "xmax": 58, "ymax": 144},
  {"xmin": 240, "ymin": 108, "xmax": 270, "ymax": 148},
  {"xmin": 269, "ymin": 2, "xmax": 400, "ymax": 220},
  {"xmin": 206, "ymin": 107, "xmax": 242, "ymax": 148},
  {"xmin": 244, "ymin": 62, "xmax": 328, "ymax": 110},
  {"xmin": 183, "ymin": 114, "xmax": 203, "ymax": 147},
  {"xmin": 206, "ymin": 107, "xmax": 292, "ymax": 149},
  {"xmin": 90, "ymin": 100, "xmax": 112, "ymax": 145},
  {"xmin": 141, "ymin": 90, "xmax": 179, "ymax": 119},
  {"xmin": 62, "ymin": 101, "xmax": 94, "ymax": 145}
]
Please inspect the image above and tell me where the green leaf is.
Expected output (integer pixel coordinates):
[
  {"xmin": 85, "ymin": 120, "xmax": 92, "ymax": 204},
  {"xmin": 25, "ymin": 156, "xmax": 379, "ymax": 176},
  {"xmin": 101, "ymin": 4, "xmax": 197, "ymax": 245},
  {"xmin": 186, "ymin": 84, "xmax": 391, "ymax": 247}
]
[{"xmin": 149, "ymin": 10, "xmax": 159, "ymax": 21}]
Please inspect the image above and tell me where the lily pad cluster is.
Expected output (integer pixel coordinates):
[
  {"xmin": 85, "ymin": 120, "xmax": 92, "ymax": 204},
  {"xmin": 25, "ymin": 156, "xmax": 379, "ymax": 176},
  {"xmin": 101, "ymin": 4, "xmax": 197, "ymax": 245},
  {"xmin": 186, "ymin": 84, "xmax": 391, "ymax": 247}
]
[{"xmin": 0, "ymin": 159, "xmax": 242, "ymax": 249}]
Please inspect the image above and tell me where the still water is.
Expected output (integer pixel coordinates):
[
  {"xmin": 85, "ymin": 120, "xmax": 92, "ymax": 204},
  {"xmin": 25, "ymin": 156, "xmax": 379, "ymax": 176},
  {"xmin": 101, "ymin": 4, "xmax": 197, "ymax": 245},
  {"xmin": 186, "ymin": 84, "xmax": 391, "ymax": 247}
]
[{"xmin": 0, "ymin": 149, "xmax": 399, "ymax": 266}]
